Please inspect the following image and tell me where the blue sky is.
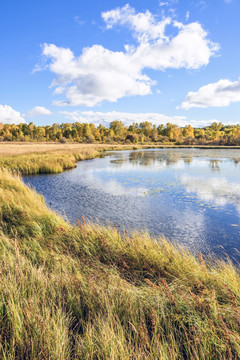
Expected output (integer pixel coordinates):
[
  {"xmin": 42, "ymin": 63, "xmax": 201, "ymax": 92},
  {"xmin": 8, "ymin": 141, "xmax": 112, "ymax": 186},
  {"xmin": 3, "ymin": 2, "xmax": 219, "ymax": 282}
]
[{"xmin": 1, "ymin": 0, "xmax": 240, "ymax": 127}]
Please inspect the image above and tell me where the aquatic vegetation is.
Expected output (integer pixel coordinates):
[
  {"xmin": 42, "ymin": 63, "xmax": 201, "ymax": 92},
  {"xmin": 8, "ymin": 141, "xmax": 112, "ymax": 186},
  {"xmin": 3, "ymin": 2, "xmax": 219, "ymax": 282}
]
[{"xmin": 0, "ymin": 168, "xmax": 240, "ymax": 359}]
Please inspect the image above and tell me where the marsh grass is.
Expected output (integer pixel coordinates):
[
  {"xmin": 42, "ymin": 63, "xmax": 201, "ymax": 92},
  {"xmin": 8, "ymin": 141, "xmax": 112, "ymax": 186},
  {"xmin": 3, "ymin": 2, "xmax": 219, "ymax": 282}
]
[
  {"xmin": 0, "ymin": 144, "xmax": 139, "ymax": 175},
  {"xmin": 0, "ymin": 168, "xmax": 240, "ymax": 359},
  {"xmin": 1, "ymin": 143, "xmax": 240, "ymax": 176},
  {"xmin": 0, "ymin": 148, "xmax": 102, "ymax": 175}
]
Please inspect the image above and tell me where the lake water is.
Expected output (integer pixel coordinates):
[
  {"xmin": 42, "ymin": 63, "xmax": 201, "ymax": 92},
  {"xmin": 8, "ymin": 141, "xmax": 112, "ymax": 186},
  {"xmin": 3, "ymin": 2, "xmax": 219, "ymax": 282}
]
[{"xmin": 24, "ymin": 148, "xmax": 240, "ymax": 262}]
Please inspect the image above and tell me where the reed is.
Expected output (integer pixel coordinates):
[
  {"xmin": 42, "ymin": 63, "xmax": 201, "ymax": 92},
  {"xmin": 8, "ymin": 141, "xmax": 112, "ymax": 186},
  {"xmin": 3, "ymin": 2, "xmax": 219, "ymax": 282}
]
[
  {"xmin": 0, "ymin": 168, "xmax": 240, "ymax": 359},
  {"xmin": 0, "ymin": 144, "xmax": 159, "ymax": 175},
  {"xmin": 0, "ymin": 148, "xmax": 101, "ymax": 175}
]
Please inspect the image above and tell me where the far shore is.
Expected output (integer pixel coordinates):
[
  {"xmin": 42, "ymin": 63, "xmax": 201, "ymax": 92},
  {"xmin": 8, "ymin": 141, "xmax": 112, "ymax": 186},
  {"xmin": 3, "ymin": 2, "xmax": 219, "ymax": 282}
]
[{"xmin": 1, "ymin": 141, "xmax": 240, "ymax": 157}]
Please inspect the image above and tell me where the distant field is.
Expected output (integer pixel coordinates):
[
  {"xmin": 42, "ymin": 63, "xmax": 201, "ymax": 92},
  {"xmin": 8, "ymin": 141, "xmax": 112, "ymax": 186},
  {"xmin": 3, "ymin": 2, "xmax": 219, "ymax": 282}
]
[
  {"xmin": 0, "ymin": 142, "xmax": 161, "ymax": 157},
  {"xmin": 0, "ymin": 142, "xmax": 118, "ymax": 156},
  {"xmin": 1, "ymin": 142, "xmax": 240, "ymax": 157}
]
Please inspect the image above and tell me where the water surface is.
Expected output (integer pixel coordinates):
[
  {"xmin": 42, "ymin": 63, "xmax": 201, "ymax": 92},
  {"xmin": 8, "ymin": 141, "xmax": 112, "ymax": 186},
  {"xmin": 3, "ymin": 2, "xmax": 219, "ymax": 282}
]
[{"xmin": 24, "ymin": 149, "xmax": 240, "ymax": 261}]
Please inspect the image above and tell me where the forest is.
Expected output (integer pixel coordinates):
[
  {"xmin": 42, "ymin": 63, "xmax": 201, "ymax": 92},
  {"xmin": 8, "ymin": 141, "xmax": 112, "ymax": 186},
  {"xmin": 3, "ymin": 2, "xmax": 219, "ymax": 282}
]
[{"xmin": 1, "ymin": 120, "xmax": 240, "ymax": 145}]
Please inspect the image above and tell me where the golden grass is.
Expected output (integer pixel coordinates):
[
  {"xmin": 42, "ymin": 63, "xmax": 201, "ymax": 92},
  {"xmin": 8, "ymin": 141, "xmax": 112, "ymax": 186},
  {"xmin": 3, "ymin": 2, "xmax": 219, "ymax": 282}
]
[
  {"xmin": 0, "ymin": 150, "xmax": 101, "ymax": 175},
  {"xmin": 0, "ymin": 143, "xmax": 116, "ymax": 156},
  {"xmin": 1, "ymin": 142, "xmax": 240, "ymax": 176},
  {"xmin": 0, "ymin": 168, "xmax": 240, "ymax": 359},
  {"xmin": 1, "ymin": 142, "xmax": 240, "ymax": 156},
  {"xmin": 0, "ymin": 144, "xmax": 146, "ymax": 175}
]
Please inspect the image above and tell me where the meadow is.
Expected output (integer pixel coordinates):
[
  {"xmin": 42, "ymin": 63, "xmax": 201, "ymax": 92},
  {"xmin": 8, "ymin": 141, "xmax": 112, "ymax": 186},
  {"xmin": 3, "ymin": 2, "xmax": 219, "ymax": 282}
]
[{"xmin": 0, "ymin": 148, "xmax": 240, "ymax": 359}]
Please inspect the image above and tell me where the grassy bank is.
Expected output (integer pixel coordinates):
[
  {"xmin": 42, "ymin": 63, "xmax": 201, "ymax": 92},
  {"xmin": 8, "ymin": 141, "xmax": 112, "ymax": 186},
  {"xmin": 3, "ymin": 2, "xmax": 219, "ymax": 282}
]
[
  {"xmin": 0, "ymin": 168, "xmax": 240, "ymax": 359},
  {"xmin": 0, "ymin": 144, "xmax": 143, "ymax": 175},
  {"xmin": 0, "ymin": 149, "xmax": 101, "ymax": 175},
  {"xmin": 1, "ymin": 143, "xmax": 240, "ymax": 175}
]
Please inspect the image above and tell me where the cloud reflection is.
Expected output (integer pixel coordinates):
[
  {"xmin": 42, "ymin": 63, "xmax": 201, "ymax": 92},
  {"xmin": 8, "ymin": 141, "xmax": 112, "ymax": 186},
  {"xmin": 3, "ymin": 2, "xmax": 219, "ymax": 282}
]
[
  {"xmin": 181, "ymin": 175, "xmax": 240, "ymax": 212},
  {"xmin": 81, "ymin": 172, "xmax": 148, "ymax": 197},
  {"xmin": 171, "ymin": 207, "xmax": 209, "ymax": 254}
]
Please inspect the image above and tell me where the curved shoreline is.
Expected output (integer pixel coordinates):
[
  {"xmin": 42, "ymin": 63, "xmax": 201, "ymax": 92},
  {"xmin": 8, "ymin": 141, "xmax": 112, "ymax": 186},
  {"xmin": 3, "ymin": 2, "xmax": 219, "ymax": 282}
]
[{"xmin": 1, "ymin": 143, "xmax": 240, "ymax": 175}]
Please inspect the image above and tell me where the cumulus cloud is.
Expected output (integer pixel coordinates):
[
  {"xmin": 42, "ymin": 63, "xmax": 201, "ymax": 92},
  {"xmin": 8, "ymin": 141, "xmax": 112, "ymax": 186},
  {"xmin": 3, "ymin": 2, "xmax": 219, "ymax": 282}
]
[
  {"xmin": 102, "ymin": 4, "xmax": 172, "ymax": 42},
  {"xmin": 26, "ymin": 106, "xmax": 52, "ymax": 117},
  {"xmin": 42, "ymin": 43, "xmax": 153, "ymax": 107},
  {"xmin": 39, "ymin": 4, "xmax": 218, "ymax": 107},
  {"xmin": 60, "ymin": 110, "xmax": 214, "ymax": 127},
  {"xmin": 180, "ymin": 77, "xmax": 240, "ymax": 109},
  {"xmin": 0, "ymin": 105, "xmax": 25, "ymax": 124}
]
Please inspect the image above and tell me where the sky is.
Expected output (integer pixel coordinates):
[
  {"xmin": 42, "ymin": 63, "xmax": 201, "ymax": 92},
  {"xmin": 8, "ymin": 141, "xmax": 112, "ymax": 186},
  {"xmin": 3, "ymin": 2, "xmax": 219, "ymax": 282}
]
[{"xmin": 1, "ymin": 0, "xmax": 240, "ymax": 127}]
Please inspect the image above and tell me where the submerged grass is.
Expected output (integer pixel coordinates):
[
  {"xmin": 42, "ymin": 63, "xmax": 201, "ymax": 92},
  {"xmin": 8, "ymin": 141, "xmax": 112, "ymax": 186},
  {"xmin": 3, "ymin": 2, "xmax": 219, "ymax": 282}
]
[{"xmin": 0, "ymin": 168, "xmax": 240, "ymax": 359}]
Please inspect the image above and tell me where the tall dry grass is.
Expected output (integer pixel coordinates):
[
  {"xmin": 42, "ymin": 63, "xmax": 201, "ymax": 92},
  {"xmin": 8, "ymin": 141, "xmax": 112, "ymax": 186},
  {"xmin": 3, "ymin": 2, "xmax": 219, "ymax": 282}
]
[
  {"xmin": 0, "ymin": 168, "xmax": 240, "ymax": 359},
  {"xmin": 1, "ymin": 143, "xmax": 240, "ymax": 175},
  {"xmin": 0, "ymin": 144, "xmax": 156, "ymax": 175},
  {"xmin": 0, "ymin": 146, "xmax": 106, "ymax": 175},
  {"xmin": 0, "ymin": 143, "xmax": 120, "ymax": 157},
  {"xmin": 0, "ymin": 144, "xmax": 140, "ymax": 175}
]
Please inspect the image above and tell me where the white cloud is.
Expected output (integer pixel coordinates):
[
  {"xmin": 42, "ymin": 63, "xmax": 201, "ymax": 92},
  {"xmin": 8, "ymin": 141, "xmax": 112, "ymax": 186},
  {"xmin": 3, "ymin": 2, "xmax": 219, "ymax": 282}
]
[
  {"xmin": 26, "ymin": 106, "xmax": 52, "ymax": 117},
  {"xmin": 0, "ymin": 105, "xmax": 25, "ymax": 124},
  {"xmin": 196, "ymin": 1, "xmax": 207, "ymax": 10},
  {"xmin": 42, "ymin": 43, "xmax": 153, "ymax": 107},
  {"xmin": 159, "ymin": 0, "xmax": 179, "ymax": 7},
  {"xmin": 159, "ymin": 2, "xmax": 170, "ymax": 6},
  {"xmin": 74, "ymin": 16, "xmax": 85, "ymax": 25},
  {"xmin": 39, "ymin": 5, "xmax": 218, "ymax": 107},
  {"xmin": 180, "ymin": 78, "xmax": 240, "ymax": 109},
  {"xmin": 102, "ymin": 4, "xmax": 171, "ymax": 42},
  {"xmin": 60, "ymin": 110, "xmax": 214, "ymax": 127}
]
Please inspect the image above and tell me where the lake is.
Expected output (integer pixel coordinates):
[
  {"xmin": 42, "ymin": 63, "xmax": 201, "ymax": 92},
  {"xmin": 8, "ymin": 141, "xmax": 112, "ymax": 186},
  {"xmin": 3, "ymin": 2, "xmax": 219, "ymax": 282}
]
[{"xmin": 24, "ymin": 148, "xmax": 240, "ymax": 262}]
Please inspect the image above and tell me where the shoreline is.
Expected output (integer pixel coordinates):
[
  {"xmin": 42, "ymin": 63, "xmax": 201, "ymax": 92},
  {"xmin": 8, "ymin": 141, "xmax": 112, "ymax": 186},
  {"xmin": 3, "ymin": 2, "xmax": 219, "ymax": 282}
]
[{"xmin": 1, "ymin": 143, "xmax": 240, "ymax": 175}]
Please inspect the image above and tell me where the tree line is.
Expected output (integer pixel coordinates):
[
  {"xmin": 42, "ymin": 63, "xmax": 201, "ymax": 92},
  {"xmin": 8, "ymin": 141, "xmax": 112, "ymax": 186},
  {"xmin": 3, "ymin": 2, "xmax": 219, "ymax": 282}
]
[{"xmin": 1, "ymin": 121, "xmax": 240, "ymax": 145}]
